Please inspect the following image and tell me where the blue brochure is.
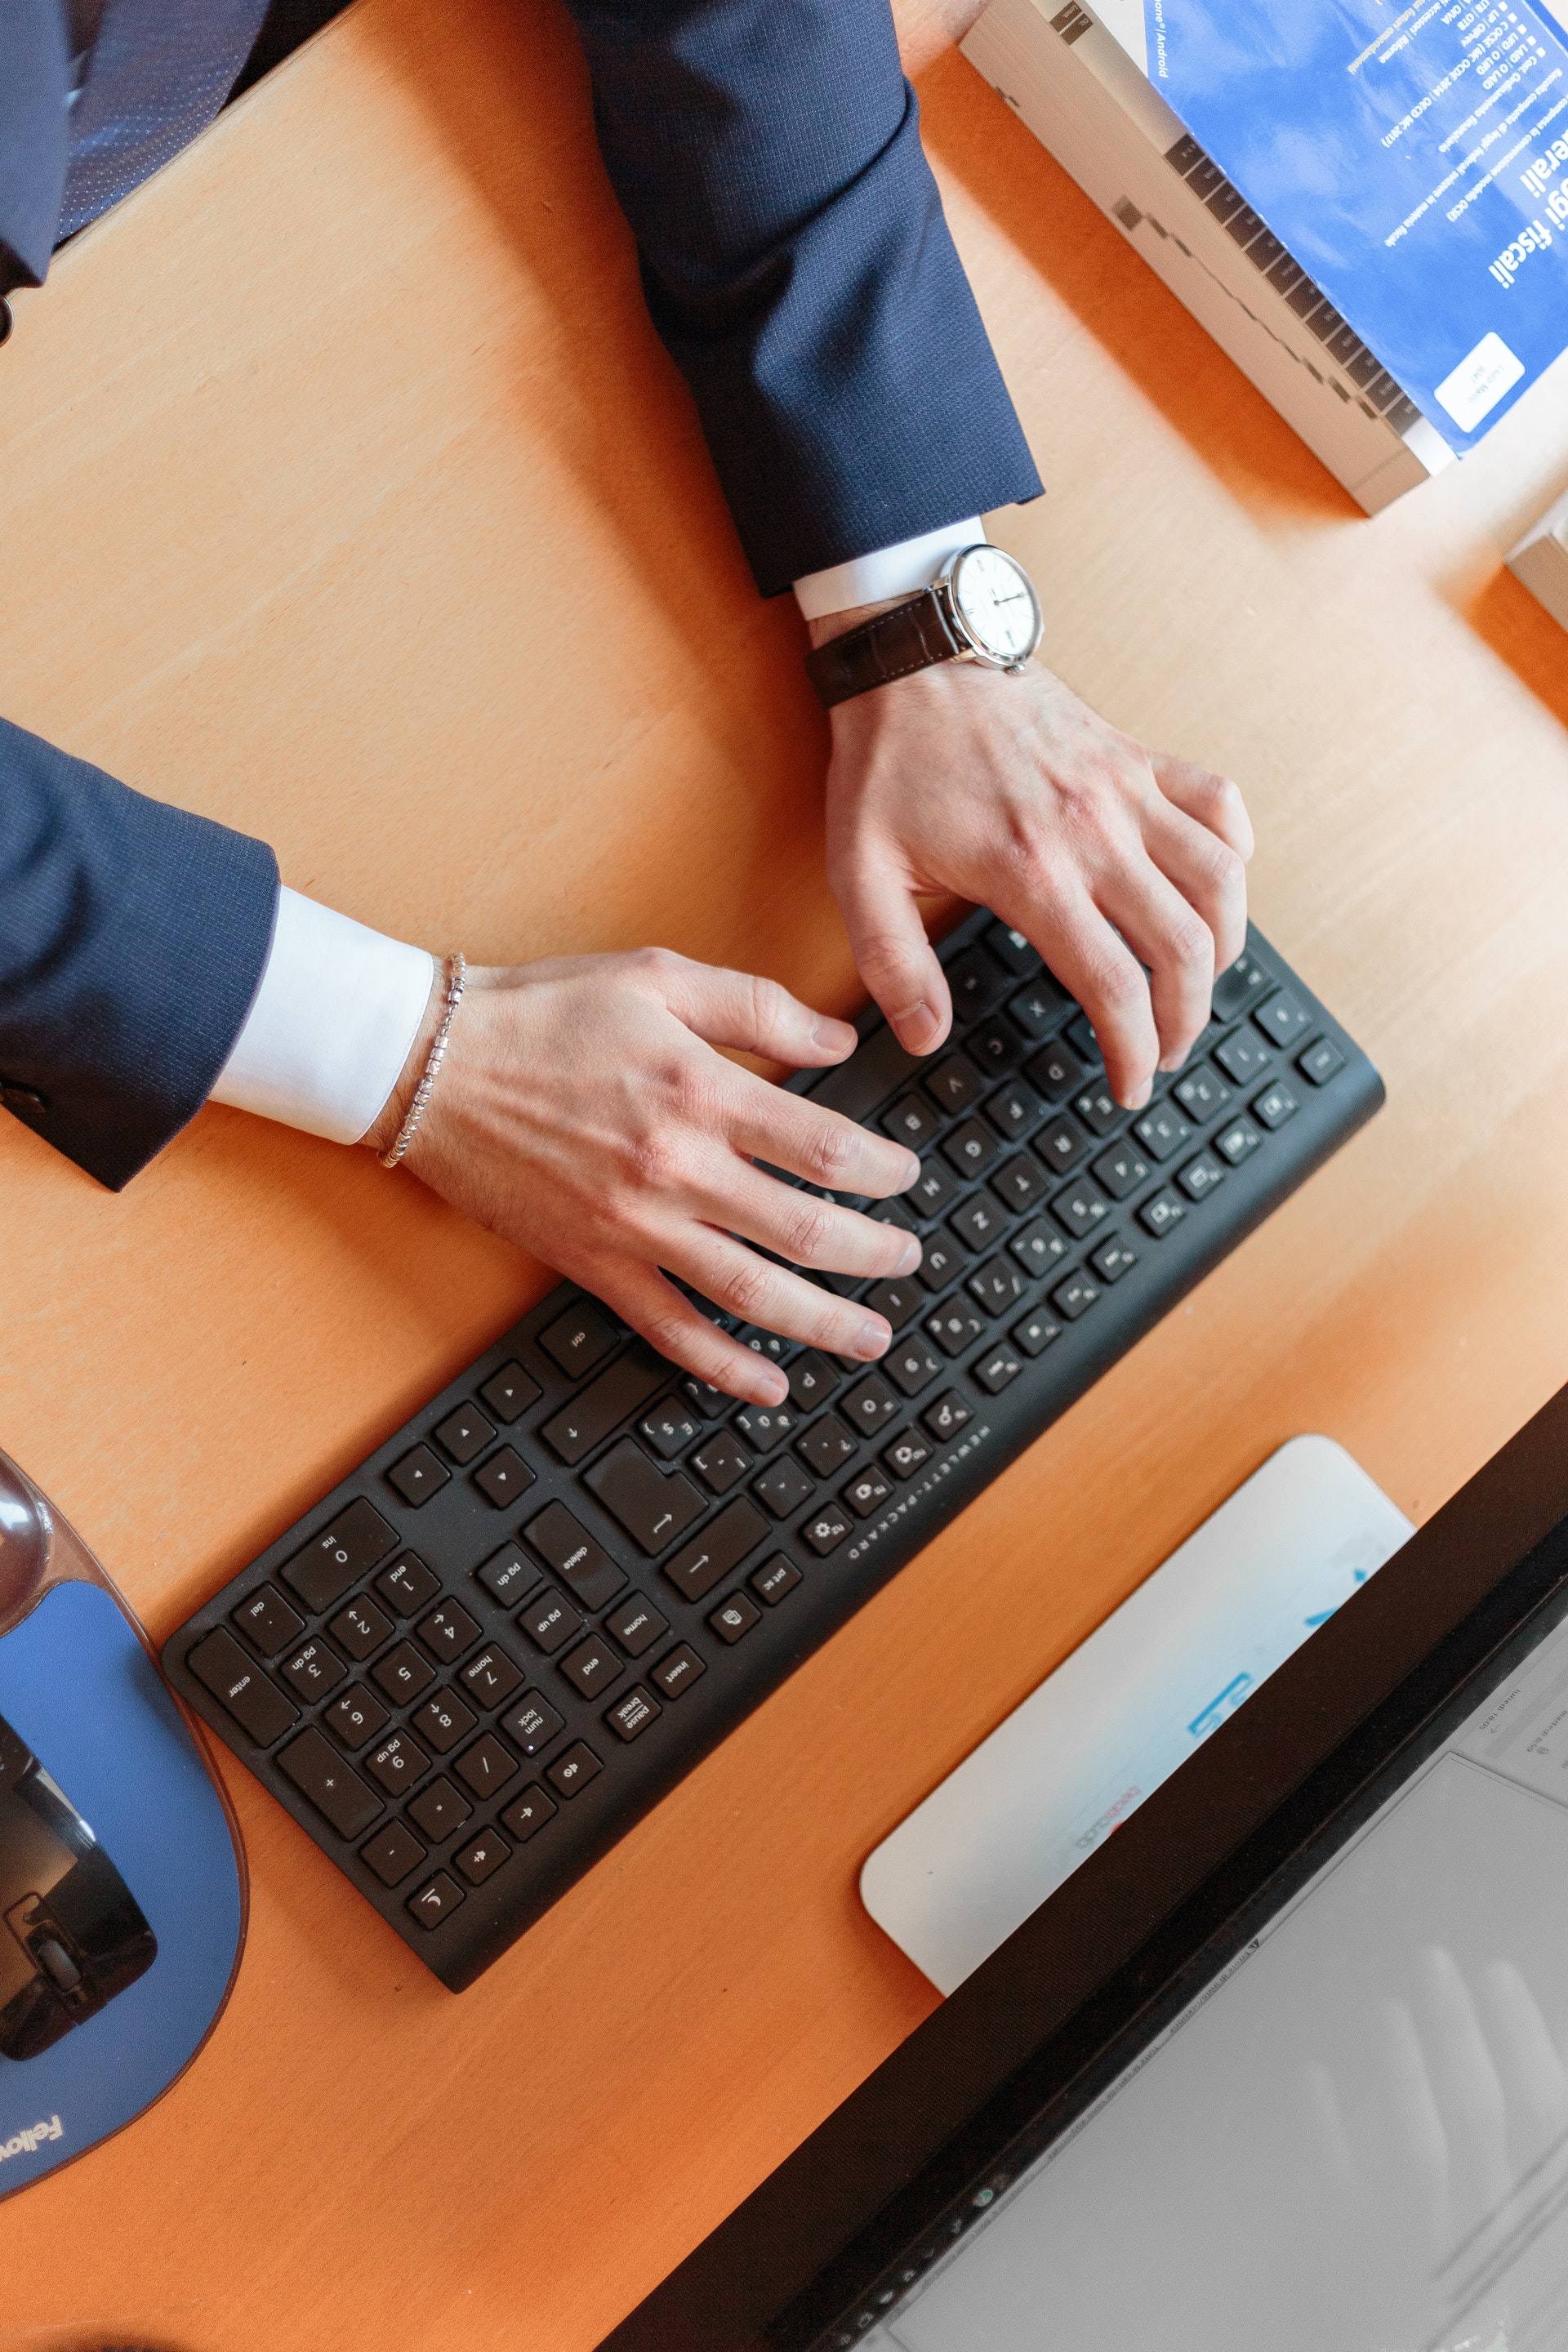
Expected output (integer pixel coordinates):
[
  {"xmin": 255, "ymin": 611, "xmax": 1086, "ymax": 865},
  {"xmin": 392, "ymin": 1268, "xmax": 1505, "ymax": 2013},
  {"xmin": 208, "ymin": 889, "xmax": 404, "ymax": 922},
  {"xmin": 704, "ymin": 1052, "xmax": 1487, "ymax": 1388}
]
[{"xmin": 1140, "ymin": 0, "xmax": 1568, "ymax": 449}]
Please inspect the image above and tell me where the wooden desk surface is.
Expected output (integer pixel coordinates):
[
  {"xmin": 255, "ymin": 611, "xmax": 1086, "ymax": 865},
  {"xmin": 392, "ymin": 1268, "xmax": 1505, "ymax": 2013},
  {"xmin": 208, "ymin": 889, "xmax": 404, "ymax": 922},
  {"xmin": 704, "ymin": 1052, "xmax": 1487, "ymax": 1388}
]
[{"xmin": 5, "ymin": 2, "xmax": 1568, "ymax": 2341}]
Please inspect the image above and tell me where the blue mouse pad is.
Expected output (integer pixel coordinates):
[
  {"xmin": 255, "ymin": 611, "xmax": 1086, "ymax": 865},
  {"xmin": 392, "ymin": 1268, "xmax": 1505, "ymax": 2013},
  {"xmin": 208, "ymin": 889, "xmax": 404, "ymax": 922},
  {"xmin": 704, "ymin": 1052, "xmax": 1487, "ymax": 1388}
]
[{"xmin": 0, "ymin": 1579, "xmax": 244, "ymax": 2196}]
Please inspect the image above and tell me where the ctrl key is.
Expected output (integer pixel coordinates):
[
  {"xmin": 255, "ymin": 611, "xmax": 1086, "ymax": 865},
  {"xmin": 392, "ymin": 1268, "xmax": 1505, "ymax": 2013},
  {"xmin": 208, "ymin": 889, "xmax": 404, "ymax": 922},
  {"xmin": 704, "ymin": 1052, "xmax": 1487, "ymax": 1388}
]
[
  {"xmin": 276, "ymin": 1728, "xmax": 382, "ymax": 1839},
  {"xmin": 407, "ymin": 1870, "xmax": 465, "ymax": 1930},
  {"xmin": 188, "ymin": 1628, "xmax": 298, "ymax": 1746}
]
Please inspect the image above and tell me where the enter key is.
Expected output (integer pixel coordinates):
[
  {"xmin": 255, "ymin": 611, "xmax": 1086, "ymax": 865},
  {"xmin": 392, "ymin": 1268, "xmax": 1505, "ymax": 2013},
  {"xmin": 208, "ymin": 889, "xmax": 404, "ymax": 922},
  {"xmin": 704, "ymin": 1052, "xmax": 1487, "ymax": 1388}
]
[{"xmin": 584, "ymin": 1438, "xmax": 706, "ymax": 1555}]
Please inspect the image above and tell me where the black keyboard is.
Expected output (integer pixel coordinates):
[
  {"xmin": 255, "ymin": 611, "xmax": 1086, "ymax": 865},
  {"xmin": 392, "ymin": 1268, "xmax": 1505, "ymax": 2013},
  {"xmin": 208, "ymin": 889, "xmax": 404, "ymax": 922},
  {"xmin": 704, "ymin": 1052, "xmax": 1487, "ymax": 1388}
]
[{"xmin": 163, "ymin": 910, "xmax": 1383, "ymax": 1990}]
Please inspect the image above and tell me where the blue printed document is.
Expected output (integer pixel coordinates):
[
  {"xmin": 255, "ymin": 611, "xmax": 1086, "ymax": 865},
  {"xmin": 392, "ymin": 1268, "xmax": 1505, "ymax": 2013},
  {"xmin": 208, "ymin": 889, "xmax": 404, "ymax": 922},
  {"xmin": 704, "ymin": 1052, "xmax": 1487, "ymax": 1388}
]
[{"xmin": 1116, "ymin": 0, "xmax": 1568, "ymax": 450}]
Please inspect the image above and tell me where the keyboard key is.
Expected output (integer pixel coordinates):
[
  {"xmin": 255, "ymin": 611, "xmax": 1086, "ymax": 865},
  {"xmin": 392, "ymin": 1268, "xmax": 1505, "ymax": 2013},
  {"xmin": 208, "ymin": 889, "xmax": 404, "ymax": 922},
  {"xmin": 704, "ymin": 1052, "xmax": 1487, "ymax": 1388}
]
[
  {"xmin": 558, "ymin": 1633, "xmax": 623, "ymax": 1699},
  {"xmin": 882, "ymin": 1430, "xmax": 933, "ymax": 1479},
  {"xmin": 1212, "ymin": 951, "xmax": 1271, "ymax": 1021},
  {"xmin": 547, "ymin": 1743, "xmax": 603, "ymax": 1798},
  {"xmin": 1051, "ymin": 1272, "xmax": 1099, "ymax": 1321},
  {"xmin": 987, "ymin": 920, "xmax": 1041, "ymax": 976},
  {"xmin": 325, "ymin": 1686, "xmax": 390, "ymax": 1751},
  {"xmin": 950, "ymin": 1194, "xmax": 1005, "ymax": 1251},
  {"xmin": 280, "ymin": 1639, "xmax": 346, "ymax": 1702},
  {"xmin": 1214, "ymin": 1116, "xmax": 1263, "ymax": 1166},
  {"xmin": 1174, "ymin": 1064, "xmax": 1231, "ymax": 1120},
  {"xmin": 840, "ymin": 1374, "xmax": 900, "ymax": 1437},
  {"xmin": 984, "ymin": 1081, "xmax": 1043, "ymax": 1142},
  {"xmin": 1178, "ymin": 1152, "xmax": 1226, "ymax": 1201},
  {"xmin": 188, "ymin": 1629, "xmax": 298, "ymax": 1746},
  {"xmin": 973, "ymin": 1344, "xmax": 1022, "ymax": 1395},
  {"xmin": 408, "ymin": 1777, "xmax": 472, "ymax": 1841},
  {"xmin": 1027, "ymin": 1040, "xmax": 1088, "ymax": 1104},
  {"xmin": 541, "ymin": 1342, "xmax": 668, "ymax": 1465},
  {"xmin": 1052, "ymin": 1178, "xmax": 1111, "ymax": 1241},
  {"xmin": 662, "ymin": 1499, "xmax": 769, "ymax": 1602},
  {"xmin": 709, "ymin": 1591, "xmax": 764, "ymax": 1644},
  {"xmin": 924, "ymin": 1053, "xmax": 983, "ymax": 1115},
  {"xmin": 283, "ymin": 1498, "xmax": 398, "ymax": 1614},
  {"xmin": 373, "ymin": 1646, "xmax": 434, "ymax": 1703},
  {"xmin": 650, "ymin": 1645, "xmax": 706, "ymax": 1700},
  {"xmin": 730, "ymin": 1401, "xmax": 798, "ymax": 1453},
  {"xmin": 1013, "ymin": 1307, "xmax": 1061, "ymax": 1356},
  {"xmin": 989, "ymin": 1155, "xmax": 1045, "ymax": 1215},
  {"xmin": 1138, "ymin": 1187, "xmax": 1187, "ymax": 1238},
  {"xmin": 361, "ymin": 1822, "xmax": 425, "ymax": 1887},
  {"xmin": 455, "ymin": 1830, "xmax": 511, "ymax": 1886},
  {"xmin": 479, "ymin": 1361, "xmax": 541, "ymax": 1423},
  {"xmin": 1036, "ymin": 1111, "xmax": 1090, "ymax": 1176},
  {"xmin": 910, "ymin": 1159, "xmax": 960, "ymax": 1218},
  {"xmin": 751, "ymin": 1555, "xmax": 804, "ymax": 1604},
  {"xmin": 1009, "ymin": 1218, "xmax": 1070, "ymax": 1281},
  {"xmin": 1215, "ymin": 1029, "xmax": 1272, "ymax": 1086},
  {"xmin": 917, "ymin": 1232, "xmax": 969, "ymax": 1292},
  {"xmin": 456, "ymin": 1734, "xmax": 520, "ymax": 1800},
  {"xmin": 417, "ymin": 1601, "xmax": 482, "ymax": 1667},
  {"xmin": 540, "ymin": 1301, "xmax": 619, "ymax": 1379},
  {"xmin": 736, "ymin": 1324, "xmax": 795, "ymax": 1366},
  {"xmin": 433, "ymin": 1404, "xmax": 495, "ymax": 1465},
  {"xmin": 475, "ymin": 1542, "xmax": 540, "ymax": 1609},
  {"xmin": 365, "ymin": 1731, "xmax": 430, "ymax": 1797},
  {"xmin": 408, "ymin": 1872, "xmax": 465, "ymax": 1929},
  {"xmin": 1094, "ymin": 1140, "xmax": 1151, "ymax": 1200},
  {"xmin": 472, "ymin": 1446, "xmax": 537, "ymax": 1510},
  {"xmin": 922, "ymin": 1391, "xmax": 973, "ymax": 1441},
  {"xmin": 605, "ymin": 1686, "xmax": 662, "ymax": 1741},
  {"xmin": 871, "ymin": 1196, "xmax": 919, "ymax": 1236},
  {"xmin": 942, "ymin": 1118, "xmax": 997, "ymax": 1178},
  {"xmin": 517, "ymin": 1588, "xmax": 583, "ymax": 1656},
  {"xmin": 1298, "ymin": 1036, "xmax": 1344, "ymax": 1086},
  {"xmin": 1066, "ymin": 1013, "xmax": 1102, "ymax": 1068},
  {"xmin": 796, "ymin": 1414, "xmax": 859, "ymax": 1477},
  {"xmin": 782, "ymin": 1352, "xmax": 839, "ymax": 1414},
  {"xmin": 585, "ymin": 1438, "xmax": 706, "ymax": 1554},
  {"xmin": 329, "ymin": 1595, "xmax": 394, "ymax": 1662},
  {"xmin": 808, "ymin": 1022, "xmax": 925, "ymax": 1123},
  {"xmin": 501, "ymin": 1693, "xmax": 566, "ymax": 1757},
  {"xmin": 231, "ymin": 1584, "xmax": 305, "ymax": 1659},
  {"xmin": 1132, "ymin": 1103, "xmax": 1192, "ymax": 1162},
  {"xmin": 945, "ymin": 946, "xmax": 1009, "ymax": 1019},
  {"xmin": 1009, "ymin": 975, "xmax": 1071, "ymax": 1038},
  {"xmin": 753, "ymin": 1456, "xmax": 816, "ymax": 1518},
  {"xmin": 803, "ymin": 1503, "xmax": 853, "ymax": 1556},
  {"xmin": 969, "ymin": 1254, "xmax": 1027, "ymax": 1316},
  {"xmin": 278, "ymin": 1729, "xmax": 382, "ymax": 1838},
  {"xmin": 1073, "ymin": 1083, "xmax": 1122, "ymax": 1138},
  {"xmin": 641, "ymin": 1402, "xmax": 701, "ymax": 1459},
  {"xmin": 1254, "ymin": 989, "xmax": 1309, "ymax": 1049},
  {"xmin": 460, "ymin": 1646, "xmax": 525, "ymax": 1709},
  {"xmin": 884, "ymin": 1334, "xmax": 943, "ymax": 1397},
  {"xmin": 863, "ymin": 1276, "xmax": 924, "ymax": 1332},
  {"xmin": 412, "ymin": 1690, "xmax": 479, "ymax": 1755},
  {"xmin": 884, "ymin": 1094, "xmax": 938, "ymax": 1147},
  {"xmin": 1252, "ymin": 1079, "xmax": 1298, "ymax": 1130},
  {"xmin": 844, "ymin": 1466, "xmax": 893, "ymax": 1517},
  {"xmin": 604, "ymin": 1593, "xmax": 670, "ymax": 1657},
  {"xmin": 927, "ymin": 1302, "xmax": 986, "ymax": 1357},
  {"xmin": 387, "ymin": 1444, "xmax": 449, "ymax": 1508},
  {"xmin": 691, "ymin": 1432, "xmax": 751, "ymax": 1493},
  {"xmin": 968, "ymin": 1014, "xmax": 1021, "ymax": 1073},
  {"xmin": 500, "ymin": 1784, "xmax": 558, "ymax": 1842},
  {"xmin": 375, "ymin": 1552, "xmax": 440, "ymax": 1617},
  {"xmin": 1090, "ymin": 1236, "xmax": 1138, "ymax": 1283}
]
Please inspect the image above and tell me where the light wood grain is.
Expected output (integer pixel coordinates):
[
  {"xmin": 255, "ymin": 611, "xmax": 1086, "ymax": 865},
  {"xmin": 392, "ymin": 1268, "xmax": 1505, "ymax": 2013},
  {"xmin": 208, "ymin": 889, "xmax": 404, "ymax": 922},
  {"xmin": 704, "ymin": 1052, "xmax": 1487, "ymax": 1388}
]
[{"xmin": 3, "ymin": 2, "xmax": 1568, "ymax": 2344}]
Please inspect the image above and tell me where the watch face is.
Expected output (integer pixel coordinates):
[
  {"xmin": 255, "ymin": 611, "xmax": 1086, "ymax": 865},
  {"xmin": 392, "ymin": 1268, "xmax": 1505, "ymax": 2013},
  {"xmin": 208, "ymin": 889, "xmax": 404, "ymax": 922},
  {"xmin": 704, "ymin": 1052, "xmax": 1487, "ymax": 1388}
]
[{"xmin": 948, "ymin": 546, "xmax": 1042, "ymax": 665}]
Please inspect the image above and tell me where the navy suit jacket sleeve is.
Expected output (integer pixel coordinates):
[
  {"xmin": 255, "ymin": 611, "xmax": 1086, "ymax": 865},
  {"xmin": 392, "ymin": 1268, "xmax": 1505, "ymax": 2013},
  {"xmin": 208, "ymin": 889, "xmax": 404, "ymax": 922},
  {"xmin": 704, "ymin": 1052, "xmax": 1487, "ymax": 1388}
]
[
  {"xmin": 563, "ymin": 0, "xmax": 1044, "ymax": 593},
  {"xmin": 0, "ymin": 720, "xmax": 278, "ymax": 1191}
]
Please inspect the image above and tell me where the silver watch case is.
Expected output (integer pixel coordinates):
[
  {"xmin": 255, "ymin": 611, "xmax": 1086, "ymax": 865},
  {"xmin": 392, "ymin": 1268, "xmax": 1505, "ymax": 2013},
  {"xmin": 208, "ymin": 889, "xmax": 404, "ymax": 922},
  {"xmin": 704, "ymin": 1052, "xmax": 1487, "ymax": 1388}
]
[{"xmin": 934, "ymin": 545, "xmax": 1044, "ymax": 675}]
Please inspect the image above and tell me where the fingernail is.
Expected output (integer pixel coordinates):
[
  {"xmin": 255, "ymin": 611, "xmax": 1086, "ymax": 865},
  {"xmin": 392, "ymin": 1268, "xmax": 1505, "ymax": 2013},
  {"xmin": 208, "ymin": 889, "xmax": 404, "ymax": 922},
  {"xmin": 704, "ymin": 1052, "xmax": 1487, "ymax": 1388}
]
[
  {"xmin": 900, "ymin": 1152, "xmax": 922, "ymax": 1189},
  {"xmin": 811, "ymin": 1017, "xmax": 856, "ymax": 1054},
  {"xmin": 1158, "ymin": 1052, "xmax": 1187, "ymax": 1074},
  {"xmin": 758, "ymin": 1366, "xmax": 789, "ymax": 1405},
  {"xmin": 856, "ymin": 1319, "xmax": 889, "ymax": 1358},
  {"xmin": 1129, "ymin": 1080, "xmax": 1153, "ymax": 1110},
  {"xmin": 896, "ymin": 1236, "xmax": 922, "ymax": 1275},
  {"xmin": 897, "ymin": 1000, "xmax": 939, "ymax": 1049}
]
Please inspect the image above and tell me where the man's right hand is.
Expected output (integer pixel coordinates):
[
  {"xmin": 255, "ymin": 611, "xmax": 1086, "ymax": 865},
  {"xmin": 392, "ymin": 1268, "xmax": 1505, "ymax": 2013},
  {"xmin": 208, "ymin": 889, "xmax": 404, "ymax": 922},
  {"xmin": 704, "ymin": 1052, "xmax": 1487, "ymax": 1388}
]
[{"xmin": 363, "ymin": 950, "xmax": 923, "ymax": 1406}]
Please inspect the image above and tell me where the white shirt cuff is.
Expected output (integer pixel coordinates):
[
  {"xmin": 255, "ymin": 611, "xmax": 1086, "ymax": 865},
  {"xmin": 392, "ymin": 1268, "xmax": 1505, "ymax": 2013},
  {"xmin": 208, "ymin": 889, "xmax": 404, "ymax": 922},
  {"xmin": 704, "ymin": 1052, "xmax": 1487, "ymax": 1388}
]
[
  {"xmin": 210, "ymin": 887, "xmax": 435, "ymax": 1145},
  {"xmin": 792, "ymin": 519, "xmax": 987, "ymax": 620}
]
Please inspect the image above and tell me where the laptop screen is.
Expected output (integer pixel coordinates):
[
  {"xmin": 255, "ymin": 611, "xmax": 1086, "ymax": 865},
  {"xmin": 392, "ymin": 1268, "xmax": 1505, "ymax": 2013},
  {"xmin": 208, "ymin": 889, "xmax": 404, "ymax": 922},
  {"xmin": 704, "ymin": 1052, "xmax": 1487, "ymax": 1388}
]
[{"xmin": 859, "ymin": 1578, "xmax": 1568, "ymax": 2352}]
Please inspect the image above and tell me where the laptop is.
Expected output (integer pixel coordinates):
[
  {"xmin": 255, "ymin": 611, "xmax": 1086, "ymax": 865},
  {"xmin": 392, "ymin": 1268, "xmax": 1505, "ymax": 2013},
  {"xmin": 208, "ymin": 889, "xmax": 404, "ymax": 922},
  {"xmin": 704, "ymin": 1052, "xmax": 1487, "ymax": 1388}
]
[{"xmin": 601, "ymin": 1376, "xmax": 1568, "ymax": 2349}]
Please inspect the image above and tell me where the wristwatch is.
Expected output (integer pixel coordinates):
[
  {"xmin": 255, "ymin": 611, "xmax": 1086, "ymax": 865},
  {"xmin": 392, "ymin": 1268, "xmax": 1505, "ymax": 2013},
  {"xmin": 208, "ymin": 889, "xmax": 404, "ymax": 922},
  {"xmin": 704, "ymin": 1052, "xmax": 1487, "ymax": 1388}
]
[{"xmin": 804, "ymin": 544, "xmax": 1044, "ymax": 710}]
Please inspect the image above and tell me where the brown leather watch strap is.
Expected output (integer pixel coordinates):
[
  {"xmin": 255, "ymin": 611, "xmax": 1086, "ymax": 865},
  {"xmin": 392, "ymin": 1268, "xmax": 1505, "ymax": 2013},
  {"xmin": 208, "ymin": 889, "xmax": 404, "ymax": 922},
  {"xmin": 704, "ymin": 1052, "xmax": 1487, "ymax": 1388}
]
[{"xmin": 804, "ymin": 590, "xmax": 964, "ymax": 710}]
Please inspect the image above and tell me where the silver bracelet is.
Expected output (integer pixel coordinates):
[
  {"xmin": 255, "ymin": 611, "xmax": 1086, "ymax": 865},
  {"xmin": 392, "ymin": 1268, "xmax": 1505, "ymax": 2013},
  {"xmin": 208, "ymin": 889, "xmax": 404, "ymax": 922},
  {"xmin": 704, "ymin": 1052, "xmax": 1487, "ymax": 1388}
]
[{"xmin": 379, "ymin": 952, "xmax": 466, "ymax": 1169}]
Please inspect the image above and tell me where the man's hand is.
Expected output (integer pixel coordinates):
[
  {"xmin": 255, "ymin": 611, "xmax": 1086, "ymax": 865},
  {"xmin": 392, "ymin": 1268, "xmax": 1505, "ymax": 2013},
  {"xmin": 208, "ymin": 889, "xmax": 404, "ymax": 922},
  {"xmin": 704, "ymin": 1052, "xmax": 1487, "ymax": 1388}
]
[
  {"xmin": 363, "ymin": 950, "xmax": 923, "ymax": 1406},
  {"xmin": 813, "ymin": 606, "xmax": 1254, "ymax": 1111}
]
